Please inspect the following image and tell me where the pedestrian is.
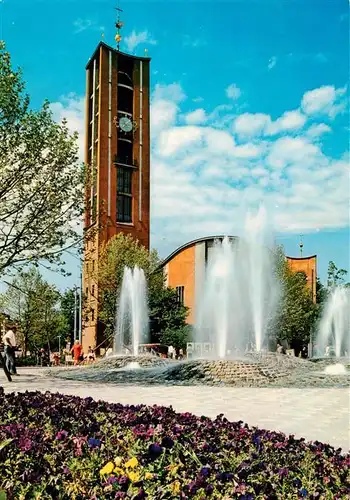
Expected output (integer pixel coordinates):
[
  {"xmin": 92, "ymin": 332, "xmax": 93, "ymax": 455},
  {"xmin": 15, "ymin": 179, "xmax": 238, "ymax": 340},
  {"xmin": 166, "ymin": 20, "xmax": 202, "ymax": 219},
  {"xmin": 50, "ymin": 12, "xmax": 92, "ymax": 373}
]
[
  {"xmin": 2, "ymin": 326, "xmax": 18, "ymax": 376},
  {"xmin": 168, "ymin": 345, "xmax": 174, "ymax": 359},
  {"xmin": 87, "ymin": 346, "xmax": 95, "ymax": 363},
  {"xmin": 53, "ymin": 352, "xmax": 60, "ymax": 366},
  {"xmin": 71, "ymin": 340, "xmax": 83, "ymax": 366},
  {"xmin": 276, "ymin": 343, "xmax": 283, "ymax": 354}
]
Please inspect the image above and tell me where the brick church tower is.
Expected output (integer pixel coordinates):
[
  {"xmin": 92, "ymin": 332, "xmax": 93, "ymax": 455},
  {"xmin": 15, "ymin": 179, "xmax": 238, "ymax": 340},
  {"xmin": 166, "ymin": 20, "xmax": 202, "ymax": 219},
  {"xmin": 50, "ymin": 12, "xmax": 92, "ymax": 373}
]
[{"xmin": 82, "ymin": 11, "xmax": 151, "ymax": 352}]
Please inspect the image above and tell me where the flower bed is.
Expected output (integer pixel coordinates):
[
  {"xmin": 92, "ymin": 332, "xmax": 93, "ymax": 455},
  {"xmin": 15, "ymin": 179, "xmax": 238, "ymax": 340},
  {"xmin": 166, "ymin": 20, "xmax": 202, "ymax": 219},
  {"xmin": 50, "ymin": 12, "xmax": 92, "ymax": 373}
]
[{"xmin": 0, "ymin": 389, "xmax": 349, "ymax": 499}]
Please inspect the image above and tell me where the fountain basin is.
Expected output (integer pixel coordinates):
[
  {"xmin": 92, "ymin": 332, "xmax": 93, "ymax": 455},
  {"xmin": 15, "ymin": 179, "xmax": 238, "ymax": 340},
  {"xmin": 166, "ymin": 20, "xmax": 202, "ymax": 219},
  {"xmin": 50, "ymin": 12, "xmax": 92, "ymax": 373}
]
[{"xmin": 324, "ymin": 363, "xmax": 347, "ymax": 375}]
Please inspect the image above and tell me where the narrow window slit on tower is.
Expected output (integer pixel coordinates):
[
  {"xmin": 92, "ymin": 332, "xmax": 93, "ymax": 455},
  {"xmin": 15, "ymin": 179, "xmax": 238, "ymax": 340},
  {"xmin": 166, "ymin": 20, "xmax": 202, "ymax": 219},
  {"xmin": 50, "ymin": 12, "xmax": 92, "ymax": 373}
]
[{"xmin": 117, "ymin": 166, "xmax": 132, "ymax": 223}]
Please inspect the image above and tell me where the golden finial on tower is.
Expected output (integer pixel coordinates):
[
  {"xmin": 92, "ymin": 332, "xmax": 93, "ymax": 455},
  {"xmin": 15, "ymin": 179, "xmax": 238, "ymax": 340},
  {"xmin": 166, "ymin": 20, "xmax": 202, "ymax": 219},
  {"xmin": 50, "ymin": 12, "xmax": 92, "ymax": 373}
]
[
  {"xmin": 115, "ymin": 2, "xmax": 123, "ymax": 51},
  {"xmin": 299, "ymin": 235, "xmax": 304, "ymax": 257},
  {"xmin": 101, "ymin": 32, "xmax": 105, "ymax": 41},
  {"xmin": 144, "ymin": 48, "xmax": 148, "ymax": 56}
]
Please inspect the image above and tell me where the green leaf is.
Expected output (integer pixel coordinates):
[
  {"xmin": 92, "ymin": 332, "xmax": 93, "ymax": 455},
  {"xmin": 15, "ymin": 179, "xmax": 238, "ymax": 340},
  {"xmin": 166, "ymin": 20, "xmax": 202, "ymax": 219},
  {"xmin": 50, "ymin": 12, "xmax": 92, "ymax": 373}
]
[
  {"xmin": 0, "ymin": 438, "xmax": 13, "ymax": 451},
  {"xmin": 0, "ymin": 42, "xmax": 84, "ymax": 276}
]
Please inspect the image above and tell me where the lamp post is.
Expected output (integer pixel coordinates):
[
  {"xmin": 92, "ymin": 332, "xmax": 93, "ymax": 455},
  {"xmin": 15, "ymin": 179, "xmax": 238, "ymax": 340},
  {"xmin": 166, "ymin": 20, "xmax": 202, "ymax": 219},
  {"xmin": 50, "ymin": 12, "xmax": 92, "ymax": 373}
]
[
  {"xmin": 78, "ymin": 272, "xmax": 82, "ymax": 343},
  {"xmin": 57, "ymin": 334, "xmax": 62, "ymax": 354},
  {"xmin": 73, "ymin": 286, "xmax": 78, "ymax": 342}
]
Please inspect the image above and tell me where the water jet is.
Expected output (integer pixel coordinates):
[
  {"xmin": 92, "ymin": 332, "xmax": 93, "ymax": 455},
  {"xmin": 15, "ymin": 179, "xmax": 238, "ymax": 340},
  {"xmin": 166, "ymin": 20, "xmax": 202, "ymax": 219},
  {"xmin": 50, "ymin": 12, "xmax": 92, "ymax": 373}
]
[
  {"xmin": 114, "ymin": 266, "xmax": 149, "ymax": 356},
  {"xmin": 195, "ymin": 207, "xmax": 280, "ymax": 358}
]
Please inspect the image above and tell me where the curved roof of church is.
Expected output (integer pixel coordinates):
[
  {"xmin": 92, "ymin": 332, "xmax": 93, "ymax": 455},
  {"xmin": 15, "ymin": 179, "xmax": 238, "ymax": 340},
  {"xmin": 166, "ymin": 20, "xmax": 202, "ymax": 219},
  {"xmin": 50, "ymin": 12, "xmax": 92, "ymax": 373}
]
[{"xmin": 159, "ymin": 235, "xmax": 238, "ymax": 268}]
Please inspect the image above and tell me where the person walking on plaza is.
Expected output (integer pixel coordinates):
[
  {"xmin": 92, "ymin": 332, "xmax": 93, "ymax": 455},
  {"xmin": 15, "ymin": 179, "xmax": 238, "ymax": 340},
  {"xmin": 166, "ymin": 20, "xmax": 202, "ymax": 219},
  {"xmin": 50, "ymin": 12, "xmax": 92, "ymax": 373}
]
[
  {"xmin": 168, "ymin": 345, "xmax": 174, "ymax": 359},
  {"xmin": 71, "ymin": 340, "xmax": 83, "ymax": 366},
  {"xmin": 87, "ymin": 346, "xmax": 96, "ymax": 363},
  {"xmin": 2, "ymin": 326, "xmax": 18, "ymax": 375}
]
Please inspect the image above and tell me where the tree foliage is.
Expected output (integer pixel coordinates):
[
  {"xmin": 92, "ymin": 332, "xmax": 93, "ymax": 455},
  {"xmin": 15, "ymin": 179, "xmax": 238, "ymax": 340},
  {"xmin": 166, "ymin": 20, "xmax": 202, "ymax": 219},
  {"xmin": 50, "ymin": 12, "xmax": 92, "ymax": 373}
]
[
  {"xmin": 0, "ymin": 42, "xmax": 84, "ymax": 276},
  {"xmin": 97, "ymin": 234, "xmax": 153, "ymax": 336},
  {"xmin": 149, "ymin": 287, "xmax": 189, "ymax": 346},
  {"xmin": 0, "ymin": 267, "xmax": 64, "ymax": 353},
  {"xmin": 59, "ymin": 288, "xmax": 76, "ymax": 344},
  {"xmin": 159, "ymin": 325, "xmax": 193, "ymax": 351},
  {"xmin": 96, "ymin": 234, "xmax": 189, "ymax": 344},
  {"xmin": 273, "ymin": 246, "xmax": 316, "ymax": 352},
  {"xmin": 327, "ymin": 261, "xmax": 348, "ymax": 288}
]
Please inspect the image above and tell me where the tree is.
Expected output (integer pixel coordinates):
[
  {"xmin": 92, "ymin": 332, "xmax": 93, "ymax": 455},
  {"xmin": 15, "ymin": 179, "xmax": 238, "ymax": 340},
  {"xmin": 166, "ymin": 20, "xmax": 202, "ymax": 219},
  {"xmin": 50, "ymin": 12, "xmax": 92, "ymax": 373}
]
[
  {"xmin": 160, "ymin": 325, "xmax": 193, "ymax": 351},
  {"xmin": 59, "ymin": 288, "xmax": 76, "ymax": 344},
  {"xmin": 0, "ymin": 267, "xmax": 62, "ymax": 354},
  {"xmin": 273, "ymin": 246, "xmax": 317, "ymax": 354},
  {"xmin": 97, "ymin": 234, "xmax": 153, "ymax": 337},
  {"xmin": 0, "ymin": 42, "xmax": 84, "ymax": 276},
  {"xmin": 149, "ymin": 287, "xmax": 189, "ymax": 346},
  {"xmin": 327, "ymin": 261, "xmax": 349, "ymax": 288},
  {"xmin": 96, "ymin": 233, "xmax": 189, "ymax": 344},
  {"xmin": 316, "ymin": 278, "xmax": 328, "ymax": 304}
]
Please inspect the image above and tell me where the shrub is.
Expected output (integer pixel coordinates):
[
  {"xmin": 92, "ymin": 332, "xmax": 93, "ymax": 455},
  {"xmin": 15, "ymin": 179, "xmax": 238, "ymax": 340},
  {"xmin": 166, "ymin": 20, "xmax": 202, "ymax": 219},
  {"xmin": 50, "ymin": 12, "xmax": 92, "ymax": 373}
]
[{"xmin": 14, "ymin": 356, "xmax": 38, "ymax": 367}]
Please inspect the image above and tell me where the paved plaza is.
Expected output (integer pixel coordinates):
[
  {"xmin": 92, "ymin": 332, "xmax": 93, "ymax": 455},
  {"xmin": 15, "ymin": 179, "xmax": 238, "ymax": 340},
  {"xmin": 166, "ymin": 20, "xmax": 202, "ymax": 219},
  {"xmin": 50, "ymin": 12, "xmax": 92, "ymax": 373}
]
[{"xmin": 1, "ymin": 367, "xmax": 349, "ymax": 453}]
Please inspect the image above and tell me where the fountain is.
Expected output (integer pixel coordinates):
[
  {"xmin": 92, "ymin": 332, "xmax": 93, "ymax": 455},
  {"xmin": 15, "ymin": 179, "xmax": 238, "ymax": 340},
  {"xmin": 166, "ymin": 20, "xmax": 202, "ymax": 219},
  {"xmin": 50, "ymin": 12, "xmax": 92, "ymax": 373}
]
[
  {"xmin": 195, "ymin": 207, "xmax": 280, "ymax": 358},
  {"xmin": 114, "ymin": 266, "xmax": 149, "ymax": 357},
  {"xmin": 316, "ymin": 286, "xmax": 350, "ymax": 358}
]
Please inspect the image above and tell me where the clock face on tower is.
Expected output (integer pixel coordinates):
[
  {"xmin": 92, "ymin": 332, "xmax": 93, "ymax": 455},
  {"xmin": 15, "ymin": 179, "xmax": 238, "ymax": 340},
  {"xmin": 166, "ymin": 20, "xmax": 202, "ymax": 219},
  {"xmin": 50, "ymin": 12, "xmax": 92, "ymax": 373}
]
[{"xmin": 119, "ymin": 116, "xmax": 133, "ymax": 133}]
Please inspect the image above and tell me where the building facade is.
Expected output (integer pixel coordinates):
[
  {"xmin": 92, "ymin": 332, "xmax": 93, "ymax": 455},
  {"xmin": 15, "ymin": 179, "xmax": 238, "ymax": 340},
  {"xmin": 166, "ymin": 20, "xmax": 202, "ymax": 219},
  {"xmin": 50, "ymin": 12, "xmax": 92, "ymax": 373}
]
[
  {"xmin": 82, "ymin": 41, "xmax": 151, "ymax": 352},
  {"xmin": 160, "ymin": 236, "xmax": 317, "ymax": 325},
  {"xmin": 161, "ymin": 236, "xmax": 237, "ymax": 324},
  {"xmin": 286, "ymin": 255, "xmax": 317, "ymax": 303}
]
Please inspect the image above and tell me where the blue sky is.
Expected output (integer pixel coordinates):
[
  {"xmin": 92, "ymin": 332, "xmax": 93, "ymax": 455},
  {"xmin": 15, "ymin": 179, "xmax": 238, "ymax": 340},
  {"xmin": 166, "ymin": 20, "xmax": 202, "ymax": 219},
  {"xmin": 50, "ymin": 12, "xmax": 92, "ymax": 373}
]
[{"xmin": 1, "ymin": 0, "xmax": 349, "ymax": 291}]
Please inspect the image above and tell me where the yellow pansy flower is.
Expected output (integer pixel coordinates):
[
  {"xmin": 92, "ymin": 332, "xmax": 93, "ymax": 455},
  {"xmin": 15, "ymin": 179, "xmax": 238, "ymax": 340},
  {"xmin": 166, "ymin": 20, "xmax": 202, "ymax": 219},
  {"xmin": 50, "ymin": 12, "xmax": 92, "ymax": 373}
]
[
  {"xmin": 169, "ymin": 464, "xmax": 179, "ymax": 477},
  {"xmin": 171, "ymin": 481, "xmax": 181, "ymax": 494},
  {"xmin": 100, "ymin": 462, "xmax": 115, "ymax": 475},
  {"xmin": 145, "ymin": 472, "xmax": 153, "ymax": 480},
  {"xmin": 113, "ymin": 467, "xmax": 124, "ymax": 475},
  {"xmin": 128, "ymin": 471, "xmax": 140, "ymax": 483},
  {"xmin": 114, "ymin": 457, "xmax": 123, "ymax": 467},
  {"xmin": 125, "ymin": 457, "xmax": 138, "ymax": 469}
]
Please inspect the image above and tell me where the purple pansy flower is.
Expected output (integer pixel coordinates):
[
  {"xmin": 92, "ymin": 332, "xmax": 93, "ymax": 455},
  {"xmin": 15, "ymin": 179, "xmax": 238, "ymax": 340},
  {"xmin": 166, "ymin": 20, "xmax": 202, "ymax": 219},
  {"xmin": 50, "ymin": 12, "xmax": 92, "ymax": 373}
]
[
  {"xmin": 88, "ymin": 437, "xmax": 101, "ymax": 448},
  {"xmin": 148, "ymin": 443, "xmax": 163, "ymax": 458},
  {"xmin": 55, "ymin": 430, "xmax": 68, "ymax": 441}
]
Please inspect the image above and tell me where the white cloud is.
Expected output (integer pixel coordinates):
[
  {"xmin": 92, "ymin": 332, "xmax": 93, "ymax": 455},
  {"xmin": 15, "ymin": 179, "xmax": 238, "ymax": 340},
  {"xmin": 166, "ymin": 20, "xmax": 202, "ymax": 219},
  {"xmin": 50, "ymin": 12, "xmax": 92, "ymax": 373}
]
[
  {"xmin": 306, "ymin": 123, "xmax": 332, "ymax": 138},
  {"xmin": 149, "ymin": 83, "xmax": 348, "ymax": 248},
  {"xmin": 51, "ymin": 83, "xmax": 349, "ymax": 256},
  {"xmin": 268, "ymin": 56, "xmax": 277, "ymax": 70},
  {"xmin": 234, "ymin": 113, "xmax": 271, "ymax": 137},
  {"xmin": 50, "ymin": 94, "xmax": 85, "ymax": 161},
  {"xmin": 151, "ymin": 99, "xmax": 178, "ymax": 136},
  {"xmin": 124, "ymin": 30, "xmax": 157, "ymax": 52},
  {"xmin": 267, "ymin": 137, "xmax": 319, "ymax": 169},
  {"xmin": 73, "ymin": 18, "xmax": 104, "ymax": 34},
  {"xmin": 226, "ymin": 84, "xmax": 241, "ymax": 100},
  {"xmin": 204, "ymin": 128, "xmax": 235, "ymax": 155},
  {"xmin": 153, "ymin": 83, "xmax": 185, "ymax": 103},
  {"xmin": 157, "ymin": 127, "xmax": 203, "ymax": 157},
  {"xmin": 301, "ymin": 85, "xmax": 347, "ymax": 118},
  {"xmin": 267, "ymin": 110, "xmax": 306, "ymax": 135},
  {"xmin": 234, "ymin": 109, "xmax": 306, "ymax": 138},
  {"xmin": 185, "ymin": 108, "xmax": 207, "ymax": 125},
  {"xmin": 150, "ymin": 84, "xmax": 186, "ymax": 137},
  {"xmin": 233, "ymin": 143, "xmax": 262, "ymax": 158}
]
